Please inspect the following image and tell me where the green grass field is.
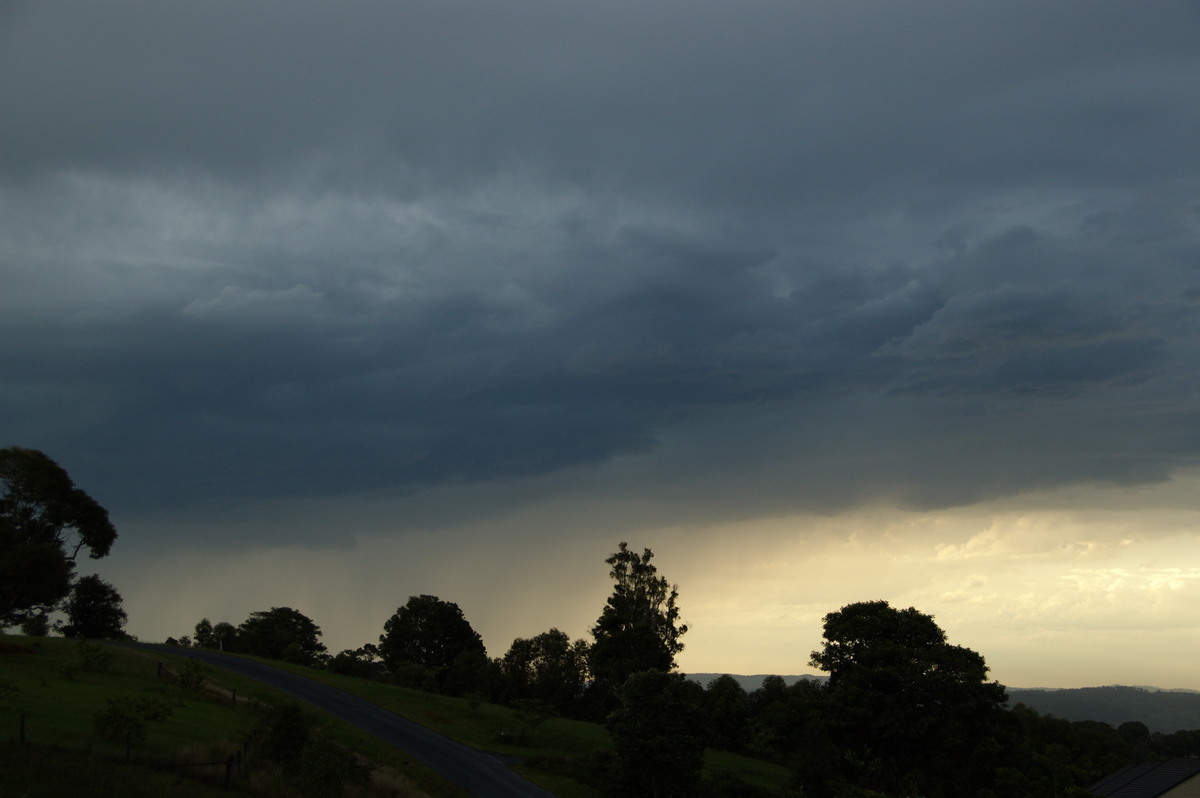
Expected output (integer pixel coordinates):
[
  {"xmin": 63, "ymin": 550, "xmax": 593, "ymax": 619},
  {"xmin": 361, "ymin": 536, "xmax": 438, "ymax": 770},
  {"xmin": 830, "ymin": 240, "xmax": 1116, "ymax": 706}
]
[
  {"xmin": 0, "ymin": 636, "xmax": 461, "ymax": 798},
  {"xmin": 0, "ymin": 636, "xmax": 791, "ymax": 798},
  {"xmin": 251, "ymin": 657, "xmax": 791, "ymax": 796},
  {"xmin": 0, "ymin": 638, "xmax": 251, "ymax": 756},
  {"xmin": 0, "ymin": 636, "xmax": 252, "ymax": 797}
]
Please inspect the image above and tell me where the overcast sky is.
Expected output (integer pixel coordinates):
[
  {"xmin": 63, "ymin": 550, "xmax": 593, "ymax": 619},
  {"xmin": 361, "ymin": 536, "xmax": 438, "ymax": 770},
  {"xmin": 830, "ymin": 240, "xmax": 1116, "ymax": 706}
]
[{"xmin": 4, "ymin": 0, "xmax": 1200, "ymax": 688}]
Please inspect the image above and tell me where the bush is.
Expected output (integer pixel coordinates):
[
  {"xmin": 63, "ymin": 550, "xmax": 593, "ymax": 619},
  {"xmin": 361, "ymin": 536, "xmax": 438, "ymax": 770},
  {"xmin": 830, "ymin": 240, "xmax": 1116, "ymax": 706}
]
[
  {"xmin": 77, "ymin": 640, "xmax": 114, "ymax": 673},
  {"xmin": 131, "ymin": 695, "xmax": 174, "ymax": 722},
  {"xmin": 389, "ymin": 661, "xmax": 439, "ymax": 692},
  {"xmin": 244, "ymin": 701, "xmax": 370, "ymax": 797},
  {"xmin": 297, "ymin": 727, "xmax": 370, "ymax": 798},
  {"xmin": 249, "ymin": 702, "xmax": 310, "ymax": 763},
  {"xmin": 92, "ymin": 695, "xmax": 173, "ymax": 744},
  {"xmin": 173, "ymin": 658, "xmax": 208, "ymax": 698},
  {"xmin": 514, "ymin": 698, "xmax": 555, "ymax": 739}
]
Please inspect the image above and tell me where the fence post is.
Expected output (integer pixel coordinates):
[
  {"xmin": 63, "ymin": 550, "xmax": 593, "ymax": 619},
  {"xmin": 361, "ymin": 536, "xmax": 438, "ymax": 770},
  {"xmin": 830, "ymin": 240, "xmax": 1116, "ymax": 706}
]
[
  {"xmin": 231, "ymin": 688, "xmax": 237, "ymax": 706},
  {"xmin": 156, "ymin": 661, "xmax": 164, "ymax": 678},
  {"xmin": 225, "ymin": 754, "xmax": 235, "ymax": 787}
]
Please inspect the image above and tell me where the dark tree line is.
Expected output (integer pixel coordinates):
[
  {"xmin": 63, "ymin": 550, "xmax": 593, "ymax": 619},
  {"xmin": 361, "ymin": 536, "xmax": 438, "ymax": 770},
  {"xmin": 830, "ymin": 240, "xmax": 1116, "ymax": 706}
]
[
  {"xmin": 183, "ymin": 607, "xmax": 328, "ymax": 667},
  {"xmin": 147, "ymin": 529, "xmax": 1200, "ymax": 796},
  {"xmin": 179, "ymin": 542, "xmax": 1200, "ymax": 797}
]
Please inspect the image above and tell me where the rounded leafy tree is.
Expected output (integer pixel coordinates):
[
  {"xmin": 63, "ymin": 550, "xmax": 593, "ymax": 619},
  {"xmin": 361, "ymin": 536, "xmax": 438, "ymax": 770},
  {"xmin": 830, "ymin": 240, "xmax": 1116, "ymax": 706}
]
[{"xmin": 0, "ymin": 447, "xmax": 117, "ymax": 626}]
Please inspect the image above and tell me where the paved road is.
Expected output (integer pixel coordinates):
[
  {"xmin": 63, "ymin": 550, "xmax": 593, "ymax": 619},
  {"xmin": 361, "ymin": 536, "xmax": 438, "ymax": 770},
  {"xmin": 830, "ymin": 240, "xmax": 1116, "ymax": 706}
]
[{"xmin": 130, "ymin": 644, "xmax": 558, "ymax": 798}]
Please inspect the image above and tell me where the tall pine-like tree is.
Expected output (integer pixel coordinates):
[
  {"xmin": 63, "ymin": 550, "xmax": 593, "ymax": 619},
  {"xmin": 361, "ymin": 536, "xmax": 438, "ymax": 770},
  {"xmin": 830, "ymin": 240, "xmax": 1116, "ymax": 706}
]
[{"xmin": 589, "ymin": 543, "xmax": 687, "ymax": 700}]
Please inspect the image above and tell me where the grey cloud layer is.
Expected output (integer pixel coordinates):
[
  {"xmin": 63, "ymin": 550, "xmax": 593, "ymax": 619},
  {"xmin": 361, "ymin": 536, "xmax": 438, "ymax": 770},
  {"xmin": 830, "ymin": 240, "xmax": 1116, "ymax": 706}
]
[
  {"xmin": 2, "ymin": 1, "xmax": 1199, "ymax": 534},
  {"xmin": 6, "ymin": 2, "xmax": 1196, "ymax": 194}
]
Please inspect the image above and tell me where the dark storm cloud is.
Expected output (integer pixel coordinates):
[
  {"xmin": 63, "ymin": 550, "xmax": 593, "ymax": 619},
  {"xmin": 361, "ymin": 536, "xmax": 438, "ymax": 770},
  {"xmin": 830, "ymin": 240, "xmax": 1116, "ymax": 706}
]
[
  {"xmin": 2, "ymin": 1, "xmax": 1199, "ymax": 537},
  {"xmin": 5, "ymin": 1, "xmax": 1196, "ymax": 195}
]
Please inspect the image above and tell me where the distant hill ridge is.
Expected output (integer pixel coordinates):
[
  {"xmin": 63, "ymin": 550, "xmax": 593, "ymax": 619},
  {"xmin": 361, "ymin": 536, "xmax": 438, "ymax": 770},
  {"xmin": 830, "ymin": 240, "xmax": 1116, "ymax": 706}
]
[
  {"xmin": 686, "ymin": 675, "xmax": 1200, "ymax": 734},
  {"xmin": 1008, "ymin": 686, "xmax": 1200, "ymax": 734}
]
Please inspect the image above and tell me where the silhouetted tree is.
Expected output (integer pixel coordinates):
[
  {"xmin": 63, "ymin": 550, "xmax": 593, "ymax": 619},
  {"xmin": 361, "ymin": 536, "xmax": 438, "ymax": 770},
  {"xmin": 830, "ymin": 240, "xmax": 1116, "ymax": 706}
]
[
  {"xmin": 589, "ymin": 543, "xmax": 686, "ymax": 703},
  {"xmin": 193, "ymin": 617, "xmax": 215, "ymax": 648},
  {"xmin": 236, "ymin": 607, "xmax": 327, "ymax": 666},
  {"xmin": 212, "ymin": 621, "xmax": 237, "ymax": 650},
  {"xmin": 328, "ymin": 644, "xmax": 384, "ymax": 679},
  {"xmin": 379, "ymin": 595, "xmax": 486, "ymax": 693},
  {"xmin": 705, "ymin": 674, "xmax": 751, "ymax": 752},
  {"xmin": 501, "ymin": 628, "xmax": 590, "ymax": 716},
  {"xmin": 1119, "ymin": 720, "xmax": 1153, "ymax": 762},
  {"xmin": 997, "ymin": 704, "xmax": 1130, "ymax": 795},
  {"xmin": 605, "ymin": 670, "xmax": 708, "ymax": 798},
  {"xmin": 443, "ymin": 647, "xmax": 499, "ymax": 697},
  {"xmin": 0, "ymin": 447, "xmax": 117, "ymax": 626},
  {"xmin": 744, "ymin": 677, "xmax": 831, "ymax": 773},
  {"xmin": 1150, "ymin": 726, "xmax": 1200, "ymax": 759},
  {"xmin": 809, "ymin": 600, "xmax": 1008, "ymax": 797},
  {"xmin": 747, "ymin": 674, "xmax": 789, "ymax": 715},
  {"xmin": 60, "ymin": 574, "xmax": 129, "ymax": 640}
]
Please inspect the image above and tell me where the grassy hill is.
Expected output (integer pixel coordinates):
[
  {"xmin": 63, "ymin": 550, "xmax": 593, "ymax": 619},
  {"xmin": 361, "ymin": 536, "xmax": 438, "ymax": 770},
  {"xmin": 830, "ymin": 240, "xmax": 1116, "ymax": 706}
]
[
  {"xmin": 243, "ymin": 656, "xmax": 792, "ymax": 797},
  {"xmin": 0, "ymin": 636, "xmax": 792, "ymax": 798},
  {"xmin": 0, "ymin": 636, "xmax": 465, "ymax": 798}
]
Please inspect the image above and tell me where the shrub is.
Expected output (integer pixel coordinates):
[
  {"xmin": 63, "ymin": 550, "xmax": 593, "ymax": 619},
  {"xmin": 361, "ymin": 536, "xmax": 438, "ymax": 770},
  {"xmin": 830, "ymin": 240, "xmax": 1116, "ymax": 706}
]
[
  {"xmin": 174, "ymin": 658, "xmax": 208, "ymax": 697},
  {"xmin": 77, "ymin": 640, "xmax": 114, "ymax": 673},
  {"xmin": 131, "ymin": 695, "xmax": 174, "ymax": 722},
  {"xmin": 514, "ymin": 698, "xmax": 555, "ymax": 739},
  {"xmin": 249, "ymin": 702, "xmax": 310, "ymax": 763},
  {"xmin": 93, "ymin": 698, "xmax": 145, "ymax": 744},
  {"xmin": 92, "ymin": 694, "xmax": 176, "ymax": 745},
  {"xmin": 297, "ymin": 727, "xmax": 370, "ymax": 798}
]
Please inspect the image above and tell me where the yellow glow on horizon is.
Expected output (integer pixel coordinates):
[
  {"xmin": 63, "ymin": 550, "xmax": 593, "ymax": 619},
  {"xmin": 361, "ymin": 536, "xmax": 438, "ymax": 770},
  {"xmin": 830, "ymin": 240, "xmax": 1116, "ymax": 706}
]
[
  {"xmin": 672, "ymin": 473, "xmax": 1200, "ymax": 687},
  {"xmin": 99, "ymin": 470, "xmax": 1200, "ymax": 690}
]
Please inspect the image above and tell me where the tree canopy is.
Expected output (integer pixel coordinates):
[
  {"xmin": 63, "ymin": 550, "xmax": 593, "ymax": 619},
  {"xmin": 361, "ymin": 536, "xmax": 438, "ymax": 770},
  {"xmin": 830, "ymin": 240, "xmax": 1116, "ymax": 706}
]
[
  {"xmin": 60, "ymin": 573, "xmax": 129, "ymax": 640},
  {"xmin": 605, "ymin": 670, "xmax": 708, "ymax": 798},
  {"xmin": 809, "ymin": 600, "xmax": 1009, "ymax": 797},
  {"xmin": 235, "ymin": 607, "xmax": 327, "ymax": 666},
  {"xmin": 501, "ymin": 628, "xmax": 591, "ymax": 716},
  {"xmin": 0, "ymin": 447, "xmax": 117, "ymax": 625},
  {"xmin": 589, "ymin": 542, "xmax": 687, "ymax": 694},
  {"xmin": 379, "ymin": 595, "xmax": 486, "ymax": 692},
  {"xmin": 193, "ymin": 617, "xmax": 215, "ymax": 648}
]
